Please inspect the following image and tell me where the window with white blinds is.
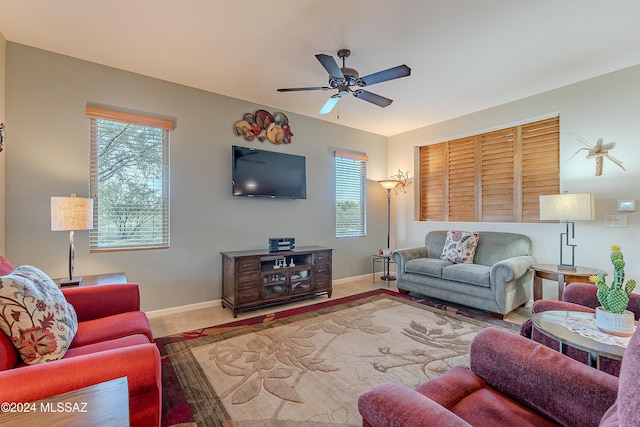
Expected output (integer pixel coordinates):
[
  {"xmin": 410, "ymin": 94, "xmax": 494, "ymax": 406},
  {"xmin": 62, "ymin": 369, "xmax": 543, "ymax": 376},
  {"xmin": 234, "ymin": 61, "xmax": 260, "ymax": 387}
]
[
  {"xmin": 87, "ymin": 106, "xmax": 173, "ymax": 251},
  {"xmin": 420, "ymin": 116, "xmax": 559, "ymax": 223},
  {"xmin": 335, "ymin": 150, "xmax": 368, "ymax": 238}
]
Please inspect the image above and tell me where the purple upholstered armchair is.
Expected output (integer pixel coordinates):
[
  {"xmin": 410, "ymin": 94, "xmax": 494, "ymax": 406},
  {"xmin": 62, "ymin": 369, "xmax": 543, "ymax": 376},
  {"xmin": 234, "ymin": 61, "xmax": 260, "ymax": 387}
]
[
  {"xmin": 358, "ymin": 325, "xmax": 640, "ymax": 426},
  {"xmin": 520, "ymin": 282, "xmax": 640, "ymax": 376}
]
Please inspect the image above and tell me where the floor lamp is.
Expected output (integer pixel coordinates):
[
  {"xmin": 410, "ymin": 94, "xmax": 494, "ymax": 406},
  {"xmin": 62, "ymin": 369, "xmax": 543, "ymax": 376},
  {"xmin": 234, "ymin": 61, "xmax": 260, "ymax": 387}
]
[
  {"xmin": 51, "ymin": 193, "xmax": 94, "ymax": 286},
  {"xmin": 539, "ymin": 193, "xmax": 595, "ymax": 271},
  {"xmin": 379, "ymin": 180, "xmax": 400, "ymax": 281}
]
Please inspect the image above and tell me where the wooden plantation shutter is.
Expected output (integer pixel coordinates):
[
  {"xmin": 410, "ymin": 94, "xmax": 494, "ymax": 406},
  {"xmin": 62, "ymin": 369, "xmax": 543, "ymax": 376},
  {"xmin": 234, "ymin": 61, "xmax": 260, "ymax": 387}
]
[
  {"xmin": 419, "ymin": 144, "xmax": 445, "ymax": 221},
  {"xmin": 521, "ymin": 117, "xmax": 560, "ymax": 222},
  {"xmin": 418, "ymin": 116, "xmax": 559, "ymax": 223},
  {"xmin": 446, "ymin": 137, "xmax": 476, "ymax": 221},
  {"xmin": 479, "ymin": 128, "xmax": 517, "ymax": 222}
]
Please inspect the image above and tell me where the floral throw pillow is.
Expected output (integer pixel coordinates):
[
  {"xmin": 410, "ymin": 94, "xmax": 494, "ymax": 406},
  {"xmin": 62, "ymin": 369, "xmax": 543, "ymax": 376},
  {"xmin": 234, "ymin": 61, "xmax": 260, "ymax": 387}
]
[
  {"xmin": 0, "ymin": 265, "xmax": 78, "ymax": 365},
  {"xmin": 0, "ymin": 255, "xmax": 14, "ymax": 275},
  {"xmin": 440, "ymin": 231, "xmax": 480, "ymax": 264}
]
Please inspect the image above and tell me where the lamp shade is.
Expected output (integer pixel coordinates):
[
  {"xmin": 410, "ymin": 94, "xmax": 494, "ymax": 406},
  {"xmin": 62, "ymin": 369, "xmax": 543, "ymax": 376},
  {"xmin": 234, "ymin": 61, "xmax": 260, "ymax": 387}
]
[
  {"xmin": 379, "ymin": 180, "xmax": 400, "ymax": 190},
  {"xmin": 51, "ymin": 194, "xmax": 94, "ymax": 231},
  {"xmin": 539, "ymin": 193, "xmax": 595, "ymax": 221}
]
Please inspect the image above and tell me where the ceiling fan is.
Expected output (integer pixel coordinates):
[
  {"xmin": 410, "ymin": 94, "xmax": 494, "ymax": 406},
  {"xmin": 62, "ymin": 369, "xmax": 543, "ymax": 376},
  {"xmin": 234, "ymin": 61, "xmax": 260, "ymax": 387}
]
[{"xmin": 277, "ymin": 49, "xmax": 411, "ymax": 115}]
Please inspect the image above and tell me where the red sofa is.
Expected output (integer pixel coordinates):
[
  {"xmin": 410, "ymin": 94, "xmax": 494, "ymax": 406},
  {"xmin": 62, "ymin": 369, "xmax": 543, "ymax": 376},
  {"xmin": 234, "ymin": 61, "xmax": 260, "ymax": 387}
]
[
  {"xmin": 0, "ymin": 265, "xmax": 161, "ymax": 427},
  {"xmin": 358, "ymin": 327, "xmax": 630, "ymax": 427}
]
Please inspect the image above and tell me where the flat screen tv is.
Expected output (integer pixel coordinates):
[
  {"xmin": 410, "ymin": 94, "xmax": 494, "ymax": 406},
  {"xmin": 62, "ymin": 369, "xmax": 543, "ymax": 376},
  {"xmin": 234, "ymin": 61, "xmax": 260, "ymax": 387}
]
[{"xmin": 232, "ymin": 145, "xmax": 307, "ymax": 199}]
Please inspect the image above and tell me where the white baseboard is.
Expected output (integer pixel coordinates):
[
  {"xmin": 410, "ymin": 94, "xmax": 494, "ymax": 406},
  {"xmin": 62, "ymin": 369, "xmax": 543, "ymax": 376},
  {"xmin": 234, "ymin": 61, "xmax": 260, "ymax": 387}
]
[
  {"xmin": 145, "ymin": 274, "xmax": 371, "ymax": 318},
  {"xmin": 145, "ymin": 299, "xmax": 221, "ymax": 319},
  {"xmin": 333, "ymin": 273, "xmax": 370, "ymax": 284}
]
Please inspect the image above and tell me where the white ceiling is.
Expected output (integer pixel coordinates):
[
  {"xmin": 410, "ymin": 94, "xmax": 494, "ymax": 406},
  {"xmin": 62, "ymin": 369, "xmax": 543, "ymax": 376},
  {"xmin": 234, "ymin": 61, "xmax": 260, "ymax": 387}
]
[{"xmin": 1, "ymin": 0, "xmax": 640, "ymax": 137}]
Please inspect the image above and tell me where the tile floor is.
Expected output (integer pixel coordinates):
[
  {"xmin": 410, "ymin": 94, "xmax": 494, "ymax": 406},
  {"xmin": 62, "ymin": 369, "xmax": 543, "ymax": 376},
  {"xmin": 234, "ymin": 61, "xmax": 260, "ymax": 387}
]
[{"xmin": 149, "ymin": 276, "xmax": 532, "ymax": 338}]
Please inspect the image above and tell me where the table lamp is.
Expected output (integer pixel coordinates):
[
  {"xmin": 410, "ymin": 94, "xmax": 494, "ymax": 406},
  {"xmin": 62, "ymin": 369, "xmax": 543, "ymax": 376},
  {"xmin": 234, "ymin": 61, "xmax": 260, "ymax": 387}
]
[
  {"xmin": 51, "ymin": 193, "xmax": 94, "ymax": 286},
  {"xmin": 539, "ymin": 193, "xmax": 595, "ymax": 271}
]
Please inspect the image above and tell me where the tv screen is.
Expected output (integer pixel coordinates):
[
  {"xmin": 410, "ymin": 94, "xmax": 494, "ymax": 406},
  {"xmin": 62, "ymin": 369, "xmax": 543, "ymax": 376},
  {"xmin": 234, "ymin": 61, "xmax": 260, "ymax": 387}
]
[{"xmin": 232, "ymin": 145, "xmax": 307, "ymax": 199}]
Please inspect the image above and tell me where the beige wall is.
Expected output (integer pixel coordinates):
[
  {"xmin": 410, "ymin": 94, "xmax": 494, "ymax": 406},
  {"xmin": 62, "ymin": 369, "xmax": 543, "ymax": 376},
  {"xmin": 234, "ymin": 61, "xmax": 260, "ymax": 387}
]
[
  {"xmin": 5, "ymin": 41, "xmax": 640, "ymax": 308},
  {"xmin": 389, "ymin": 65, "xmax": 640, "ymax": 298},
  {"xmin": 4, "ymin": 43, "xmax": 389, "ymax": 311}
]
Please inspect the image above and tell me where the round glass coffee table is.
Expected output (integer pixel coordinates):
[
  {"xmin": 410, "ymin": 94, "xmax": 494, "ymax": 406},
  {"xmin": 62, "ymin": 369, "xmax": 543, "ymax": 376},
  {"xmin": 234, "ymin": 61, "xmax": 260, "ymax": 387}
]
[{"xmin": 532, "ymin": 310, "xmax": 629, "ymax": 369}]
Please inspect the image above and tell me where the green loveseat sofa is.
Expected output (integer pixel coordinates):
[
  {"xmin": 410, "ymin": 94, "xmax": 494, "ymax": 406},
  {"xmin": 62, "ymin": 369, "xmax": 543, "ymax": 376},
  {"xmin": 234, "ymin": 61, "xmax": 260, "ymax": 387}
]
[{"xmin": 393, "ymin": 230, "xmax": 535, "ymax": 317}]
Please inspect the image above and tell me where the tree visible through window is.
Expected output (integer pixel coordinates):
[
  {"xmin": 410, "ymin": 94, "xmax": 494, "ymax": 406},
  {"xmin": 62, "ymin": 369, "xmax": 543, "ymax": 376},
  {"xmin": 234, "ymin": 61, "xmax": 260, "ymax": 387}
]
[
  {"xmin": 335, "ymin": 150, "xmax": 368, "ymax": 238},
  {"xmin": 87, "ymin": 106, "xmax": 172, "ymax": 251}
]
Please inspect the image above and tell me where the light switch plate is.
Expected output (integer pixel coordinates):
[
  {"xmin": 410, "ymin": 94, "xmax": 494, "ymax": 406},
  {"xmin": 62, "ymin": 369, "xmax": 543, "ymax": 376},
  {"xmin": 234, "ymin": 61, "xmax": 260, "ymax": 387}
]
[{"xmin": 604, "ymin": 215, "xmax": 627, "ymax": 227}]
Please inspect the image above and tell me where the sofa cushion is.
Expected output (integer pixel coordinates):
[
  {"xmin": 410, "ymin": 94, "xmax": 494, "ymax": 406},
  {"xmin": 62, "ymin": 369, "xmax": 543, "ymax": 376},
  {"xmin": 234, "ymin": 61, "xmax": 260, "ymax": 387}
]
[
  {"xmin": 405, "ymin": 258, "xmax": 453, "ymax": 278},
  {"xmin": 0, "ymin": 256, "xmax": 14, "ymax": 276},
  {"xmin": 63, "ymin": 333, "xmax": 151, "ymax": 359},
  {"xmin": 442, "ymin": 263, "xmax": 491, "ymax": 287},
  {"xmin": 71, "ymin": 311, "xmax": 153, "ymax": 348},
  {"xmin": 440, "ymin": 231, "xmax": 479, "ymax": 264},
  {"xmin": 0, "ymin": 265, "xmax": 78, "ymax": 365},
  {"xmin": 416, "ymin": 365, "xmax": 557, "ymax": 427}
]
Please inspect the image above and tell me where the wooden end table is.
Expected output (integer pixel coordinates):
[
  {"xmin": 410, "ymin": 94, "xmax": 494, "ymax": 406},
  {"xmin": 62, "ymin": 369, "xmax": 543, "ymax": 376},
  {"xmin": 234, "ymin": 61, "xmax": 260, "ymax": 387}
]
[
  {"xmin": 532, "ymin": 310, "xmax": 627, "ymax": 369},
  {"xmin": 531, "ymin": 264, "xmax": 601, "ymax": 301},
  {"xmin": 0, "ymin": 377, "xmax": 129, "ymax": 426},
  {"xmin": 54, "ymin": 272, "xmax": 127, "ymax": 287}
]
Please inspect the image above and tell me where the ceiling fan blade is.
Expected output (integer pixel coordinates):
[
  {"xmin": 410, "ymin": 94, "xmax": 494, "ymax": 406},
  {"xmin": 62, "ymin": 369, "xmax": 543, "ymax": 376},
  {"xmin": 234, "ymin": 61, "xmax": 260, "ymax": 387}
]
[
  {"xmin": 353, "ymin": 90, "xmax": 393, "ymax": 108},
  {"xmin": 315, "ymin": 54, "xmax": 345, "ymax": 79},
  {"xmin": 277, "ymin": 86, "xmax": 332, "ymax": 92},
  {"xmin": 358, "ymin": 64, "xmax": 411, "ymax": 87},
  {"xmin": 319, "ymin": 94, "xmax": 342, "ymax": 115}
]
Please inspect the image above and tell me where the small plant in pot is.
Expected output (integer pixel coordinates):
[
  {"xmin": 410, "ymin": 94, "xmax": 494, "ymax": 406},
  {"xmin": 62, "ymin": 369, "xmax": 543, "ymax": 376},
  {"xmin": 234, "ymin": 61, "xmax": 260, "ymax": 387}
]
[{"xmin": 589, "ymin": 245, "xmax": 637, "ymax": 337}]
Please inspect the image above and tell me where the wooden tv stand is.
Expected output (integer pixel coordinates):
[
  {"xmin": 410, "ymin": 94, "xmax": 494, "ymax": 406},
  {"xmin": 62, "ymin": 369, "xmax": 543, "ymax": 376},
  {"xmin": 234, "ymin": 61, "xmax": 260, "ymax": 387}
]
[{"xmin": 221, "ymin": 246, "xmax": 333, "ymax": 317}]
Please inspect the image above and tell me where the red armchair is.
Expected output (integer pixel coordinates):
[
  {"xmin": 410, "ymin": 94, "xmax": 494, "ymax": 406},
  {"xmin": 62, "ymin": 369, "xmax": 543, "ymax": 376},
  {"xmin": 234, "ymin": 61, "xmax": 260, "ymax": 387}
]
[
  {"xmin": 0, "ymin": 283, "xmax": 161, "ymax": 427},
  {"xmin": 359, "ymin": 325, "xmax": 640, "ymax": 426},
  {"xmin": 520, "ymin": 282, "xmax": 640, "ymax": 376}
]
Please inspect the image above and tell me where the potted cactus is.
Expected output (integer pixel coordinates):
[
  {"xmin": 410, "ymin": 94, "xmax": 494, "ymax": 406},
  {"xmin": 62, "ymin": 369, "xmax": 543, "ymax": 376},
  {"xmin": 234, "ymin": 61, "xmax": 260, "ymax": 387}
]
[{"xmin": 589, "ymin": 245, "xmax": 637, "ymax": 336}]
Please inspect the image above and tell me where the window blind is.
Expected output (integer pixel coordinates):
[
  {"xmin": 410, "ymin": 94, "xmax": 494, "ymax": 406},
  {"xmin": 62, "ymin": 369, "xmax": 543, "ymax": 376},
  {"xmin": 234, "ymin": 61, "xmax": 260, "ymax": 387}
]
[
  {"xmin": 335, "ymin": 151, "xmax": 368, "ymax": 238},
  {"xmin": 447, "ymin": 137, "xmax": 476, "ymax": 221},
  {"xmin": 521, "ymin": 117, "xmax": 560, "ymax": 222},
  {"xmin": 88, "ymin": 106, "xmax": 171, "ymax": 251},
  {"xmin": 419, "ymin": 116, "xmax": 559, "ymax": 223},
  {"xmin": 480, "ymin": 128, "xmax": 516, "ymax": 222},
  {"xmin": 419, "ymin": 143, "xmax": 445, "ymax": 221},
  {"xmin": 86, "ymin": 105, "xmax": 174, "ymax": 130}
]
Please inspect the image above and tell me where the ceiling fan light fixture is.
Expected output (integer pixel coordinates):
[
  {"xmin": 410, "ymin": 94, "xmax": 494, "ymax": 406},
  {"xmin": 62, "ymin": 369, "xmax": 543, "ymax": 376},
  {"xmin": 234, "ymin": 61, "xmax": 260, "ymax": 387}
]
[
  {"xmin": 328, "ymin": 77, "xmax": 345, "ymax": 88},
  {"xmin": 319, "ymin": 95, "xmax": 342, "ymax": 115},
  {"xmin": 340, "ymin": 67, "xmax": 359, "ymax": 85}
]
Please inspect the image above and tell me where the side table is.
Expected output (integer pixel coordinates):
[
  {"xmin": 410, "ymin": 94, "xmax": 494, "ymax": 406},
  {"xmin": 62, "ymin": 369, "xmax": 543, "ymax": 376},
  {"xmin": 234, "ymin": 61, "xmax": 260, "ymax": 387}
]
[
  {"xmin": 531, "ymin": 264, "xmax": 601, "ymax": 301},
  {"xmin": 0, "ymin": 376, "xmax": 129, "ymax": 427},
  {"xmin": 532, "ymin": 310, "xmax": 627, "ymax": 369},
  {"xmin": 54, "ymin": 272, "xmax": 127, "ymax": 287},
  {"xmin": 372, "ymin": 253, "xmax": 395, "ymax": 287}
]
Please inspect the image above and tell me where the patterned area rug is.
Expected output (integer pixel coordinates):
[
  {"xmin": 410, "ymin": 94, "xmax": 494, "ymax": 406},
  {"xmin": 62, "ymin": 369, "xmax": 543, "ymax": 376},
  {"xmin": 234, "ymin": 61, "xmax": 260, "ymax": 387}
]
[{"xmin": 158, "ymin": 289, "xmax": 518, "ymax": 426}]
